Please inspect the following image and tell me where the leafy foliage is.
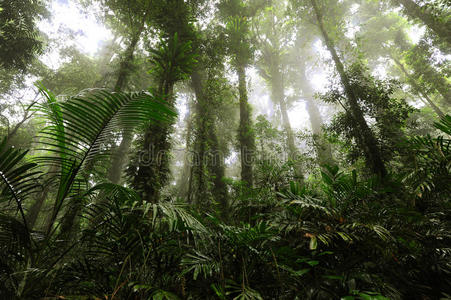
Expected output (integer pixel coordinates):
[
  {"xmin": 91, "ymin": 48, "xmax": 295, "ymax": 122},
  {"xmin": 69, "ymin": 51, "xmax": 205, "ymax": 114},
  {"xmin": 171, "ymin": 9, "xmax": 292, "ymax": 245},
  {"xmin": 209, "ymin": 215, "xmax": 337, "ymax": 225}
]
[
  {"xmin": 0, "ymin": 0, "xmax": 47, "ymax": 71},
  {"xmin": 1, "ymin": 0, "xmax": 450, "ymax": 299}
]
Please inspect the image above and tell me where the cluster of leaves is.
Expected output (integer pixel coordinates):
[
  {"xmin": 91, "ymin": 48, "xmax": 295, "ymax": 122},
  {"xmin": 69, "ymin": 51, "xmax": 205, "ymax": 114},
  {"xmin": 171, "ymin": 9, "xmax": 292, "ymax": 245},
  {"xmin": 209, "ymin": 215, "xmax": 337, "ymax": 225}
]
[
  {"xmin": 0, "ymin": 85, "xmax": 176, "ymax": 299},
  {"xmin": 0, "ymin": 0, "xmax": 48, "ymax": 71},
  {"xmin": 1, "ymin": 102, "xmax": 449, "ymax": 299},
  {"xmin": 323, "ymin": 63, "xmax": 415, "ymax": 168}
]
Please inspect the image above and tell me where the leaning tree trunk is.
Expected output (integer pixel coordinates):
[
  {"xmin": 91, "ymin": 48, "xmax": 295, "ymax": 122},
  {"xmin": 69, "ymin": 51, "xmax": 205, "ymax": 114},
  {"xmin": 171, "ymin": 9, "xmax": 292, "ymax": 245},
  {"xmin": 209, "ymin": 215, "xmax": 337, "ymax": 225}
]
[
  {"xmin": 207, "ymin": 115, "xmax": 228, "ymax": 216},
  {"xmin": 394, "ymin": 31, "xmax": 451, "ymax": 105},
  {"xmin": 402, "ymin": 45, "xmax": 451, "ymax": 105},
  {"xmin": 394, "ymin": 0, "xmax": 451, "ymax": 45},
  {"xmin": 311, "ymin": 0, "xmax": 387, "ymax": 178},
  {"xmin": 237, "ymin": 64, "xmax": 255, "ymax": 187}
]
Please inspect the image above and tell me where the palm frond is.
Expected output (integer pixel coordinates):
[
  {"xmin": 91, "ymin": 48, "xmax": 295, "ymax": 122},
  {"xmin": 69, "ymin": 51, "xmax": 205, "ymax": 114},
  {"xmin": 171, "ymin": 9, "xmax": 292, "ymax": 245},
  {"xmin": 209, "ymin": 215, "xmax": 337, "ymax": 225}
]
[
  {"xmin": 0, "ymin": 137, "xmax": 40, "ymax": 232},
  {"xmin": 34, "ymin": 85, "xmax": 175, "ymax": 233}
]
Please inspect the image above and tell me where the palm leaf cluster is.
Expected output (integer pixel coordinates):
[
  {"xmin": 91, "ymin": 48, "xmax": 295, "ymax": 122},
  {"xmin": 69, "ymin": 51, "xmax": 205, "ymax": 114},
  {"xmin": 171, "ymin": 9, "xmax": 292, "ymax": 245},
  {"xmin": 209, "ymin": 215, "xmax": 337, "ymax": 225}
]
[{"xmin": 0, "ymin": 85, "xmax": 176, "ymax": 298}]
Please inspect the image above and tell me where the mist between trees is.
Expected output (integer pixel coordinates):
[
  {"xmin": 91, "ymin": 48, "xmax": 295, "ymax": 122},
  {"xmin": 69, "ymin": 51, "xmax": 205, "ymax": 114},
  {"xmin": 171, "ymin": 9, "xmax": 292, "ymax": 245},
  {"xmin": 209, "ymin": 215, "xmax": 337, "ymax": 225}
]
[
  {"xmin": 140, "ymin": 146, "xmax": 292, "ymax": 166},
  {"xmin": 0, "ymin": 0, "xmax": 450, "ymax": 299}
]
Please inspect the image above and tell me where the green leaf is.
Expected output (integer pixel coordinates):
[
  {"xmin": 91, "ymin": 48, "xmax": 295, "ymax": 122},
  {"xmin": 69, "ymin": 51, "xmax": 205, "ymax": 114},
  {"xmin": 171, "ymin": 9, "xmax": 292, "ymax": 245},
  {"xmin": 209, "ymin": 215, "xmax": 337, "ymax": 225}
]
[{"xmin": 309, "ymin": 235, "xmax": 317, "ymax": 250}]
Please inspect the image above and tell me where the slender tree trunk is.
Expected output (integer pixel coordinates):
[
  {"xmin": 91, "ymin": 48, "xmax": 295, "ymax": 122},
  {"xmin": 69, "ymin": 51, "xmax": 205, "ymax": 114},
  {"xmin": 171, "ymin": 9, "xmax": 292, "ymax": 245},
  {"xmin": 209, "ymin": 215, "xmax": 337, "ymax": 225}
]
[
  {"xmin": 297, "ymin": 64, "xmax": 334, "ymax": 165},
  {"xmin": 237, "ymin": 65, "xmax": 255, "ymax": 186},
  {"xmin": 392, "ymin": 57, "xmax": 445, "ymax": 118},
  {"xmin": 5, "ymin": 92, "xmax": 38, "ymax": 146},
  {"xmin": 26, "ymin": 164, "xmax": 60, "ymax": 229},
  {"xmin": 394, "ymin": 32, "xmax": 451, "ymax": 105},
  {"xmin": 311, "ymin": 0, "xmax": 387, "ymax": 178},
  {"xmin": 108, "ymin": 133, "xmax": 133, "ymax": 184},
  {"xmin": 187, "ymin": 161, "xmax": 195, "ymax": 204},
  {"xmin": 56, "ymin": 28, "xmax": 144, "ymax": 240},
  {"xmin": 394, "ymin": 0, "xmax": 451, "ymax": 45},
  {"xmin": 265, "ymin": 52, "xmax": 304, "ymax": 181},
  {"xmin": 27, "ymin": 192, "xmax": 46, "ymax": 230},
  {"xmin": 207, "ymin": 122, "xmax": 228, "ymax": 216},
  {"xmin": 177, "ymin": 102, "xmax": 194, "ymax": 199},
  {"xmin": 404, "ymin": 46, "xmax": 451, "ymax": 105},
  {"xmin": 305, "ymin": 98, "xmax": 335, "ymax": 164},
  {"xmin": 191, "ymin": 71, "xmax": 209, "ymax": 202},
  {"xmin": 277, "ymin": 86, "xmax": 298, "ymax": 161},
  {"xmin": 107, "ymin": 29, "xmax": 142, "ymax": 184},
  {"xmin": 113, "ymin": 32, "xmax": 141, "ymax": 92}
]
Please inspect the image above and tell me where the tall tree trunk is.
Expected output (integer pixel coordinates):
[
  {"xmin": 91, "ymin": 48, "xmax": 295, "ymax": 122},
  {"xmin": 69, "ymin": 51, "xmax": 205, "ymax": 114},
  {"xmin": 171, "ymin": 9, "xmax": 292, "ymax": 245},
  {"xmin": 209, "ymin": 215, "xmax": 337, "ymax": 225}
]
[
  {"xmin": 107, "ymin": 29, "xmax": 142, "ymax": 184},
  {"xmin": 132, "ymin": 79, "xmax": 175, "ymax": 203},
  {"xmin": 298, "ymin": 64, "xmax": 334, "ymax": 166},
  {"xmin": 207, "ymin": 121, "xmax": 228, "ymax": 216},
  {"xmin": 190, "ymin": 70, "xmax": 228, "ymax": 210},
  {"xmin": 305, "ymin": 98, "xmax": 334, "ymax": 164},
  {"xmin": 394, "ymin": 0, "xmax": 451, "ymax": 45},
  {"xmin": 26, "ymin": 165, "xmax": 56, "ymax": 230},
  {"xmin": 191, "ymin": 71, "xmax": 209, "ymax": 202},
  {"xmin": 177, "ymin": 102, "xmax": 194, "ymax": 199},
  {"xmin": 108, "ymin": 133, "xmax": 133, "ymax": 184},
  {"xmin": 270, "ymin": 67, "xmax": 304, "ymax": 182},
  {"xmin": 311, "ymin": 0, "xmax": 387, "ymax": 178},
  {"xmin": 237, "ymin": 65, "xmax": 255, "ymax": 186},
  {"xmin": 113, "ymin": 32, "xmax": 141, "ymax": 92},
  {"xmin": 392, "ymin": 57, "xmax": 445, "ymax": 118},
  {"xmin": 57, "ymin": 29, "xmax": 144, "ymax": 240}
]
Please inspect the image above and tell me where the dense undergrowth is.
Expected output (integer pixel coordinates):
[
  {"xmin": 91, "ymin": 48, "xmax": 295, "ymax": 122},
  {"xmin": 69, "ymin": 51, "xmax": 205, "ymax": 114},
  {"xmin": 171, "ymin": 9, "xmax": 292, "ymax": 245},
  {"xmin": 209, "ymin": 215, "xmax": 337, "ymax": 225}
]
[
  {"xmin": 1, "ymin": 0, "xmax": 450, "ymax": 298},
  {"xmin": 0, "ymin": 87, "xmax": 449, "ymax": 299}
]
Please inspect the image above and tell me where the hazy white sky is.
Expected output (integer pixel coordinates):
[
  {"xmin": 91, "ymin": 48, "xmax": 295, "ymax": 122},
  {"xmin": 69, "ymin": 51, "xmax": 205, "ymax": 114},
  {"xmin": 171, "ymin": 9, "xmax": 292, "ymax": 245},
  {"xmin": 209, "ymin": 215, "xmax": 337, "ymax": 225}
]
[
  {"xmin": 38, "ymin": 0, "xmax": 112, "ymax": 68},
  {"xmin": 37, "ymin": 0, "xmax": 318, "ymax": 129},
  {"xmin": 34, "ymin": 0, "xmax": 428, "ymax": 131}
]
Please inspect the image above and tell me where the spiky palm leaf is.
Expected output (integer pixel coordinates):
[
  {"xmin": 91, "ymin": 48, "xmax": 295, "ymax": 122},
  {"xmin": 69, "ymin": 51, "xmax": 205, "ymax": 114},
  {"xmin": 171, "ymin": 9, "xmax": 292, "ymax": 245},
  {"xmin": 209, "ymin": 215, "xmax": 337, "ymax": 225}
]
[
  {"xmin": 34, "ymin": 85, "xmax": 175, "ymax": 234},
  {"xmin": 0, "ymin": 137, "xmax": 40, "ymax": 232},
  {"xmin": 404, "ymin": 115, "xmax": 451, "ymax": 198},
  {"xmin": 0, "ymin": 137, "xmax": 41, "ymax": 298}
]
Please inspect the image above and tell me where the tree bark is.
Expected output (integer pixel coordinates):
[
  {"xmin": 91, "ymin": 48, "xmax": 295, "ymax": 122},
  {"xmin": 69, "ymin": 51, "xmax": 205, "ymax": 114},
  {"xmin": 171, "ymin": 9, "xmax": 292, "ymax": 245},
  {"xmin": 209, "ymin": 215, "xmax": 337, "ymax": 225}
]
[
  {"xmin": 306, "ymin": 98, "xmax": 335, "ymax": 164},
  {"xmin": 270, "ymin": 67, "xmax": 304, "ymax": 181},
  {"xmin": 237, "ymin": 65, "xmax": 255, "ymax": 187},
  {"xmin": 191, "ymin": 71, "xmax": 209, "ymax": 201},
  {"xmin": 177, "ymin": 102, "xmax": 194, "ymax": 199},
  {"xmin": 297, "ymin": 63, "xmax": 334, "ymax": 165},
  {"xmin": 107, "ymin": 29, "xmax": 142, "ymax": 184},
  {"xmin": 311, "ymin": 0, "xmax": 387, "ymax": 178},
  {"xmin": 26, "ymin": 169, "xmax": 54, "ymax": 230},
  {"xmin": 132, "ymin": 80, "xmax": 175, "ymax": 203},
  {"xmin": 190, "ymin": 70, "xmax": 228, "ymax": 210}
]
